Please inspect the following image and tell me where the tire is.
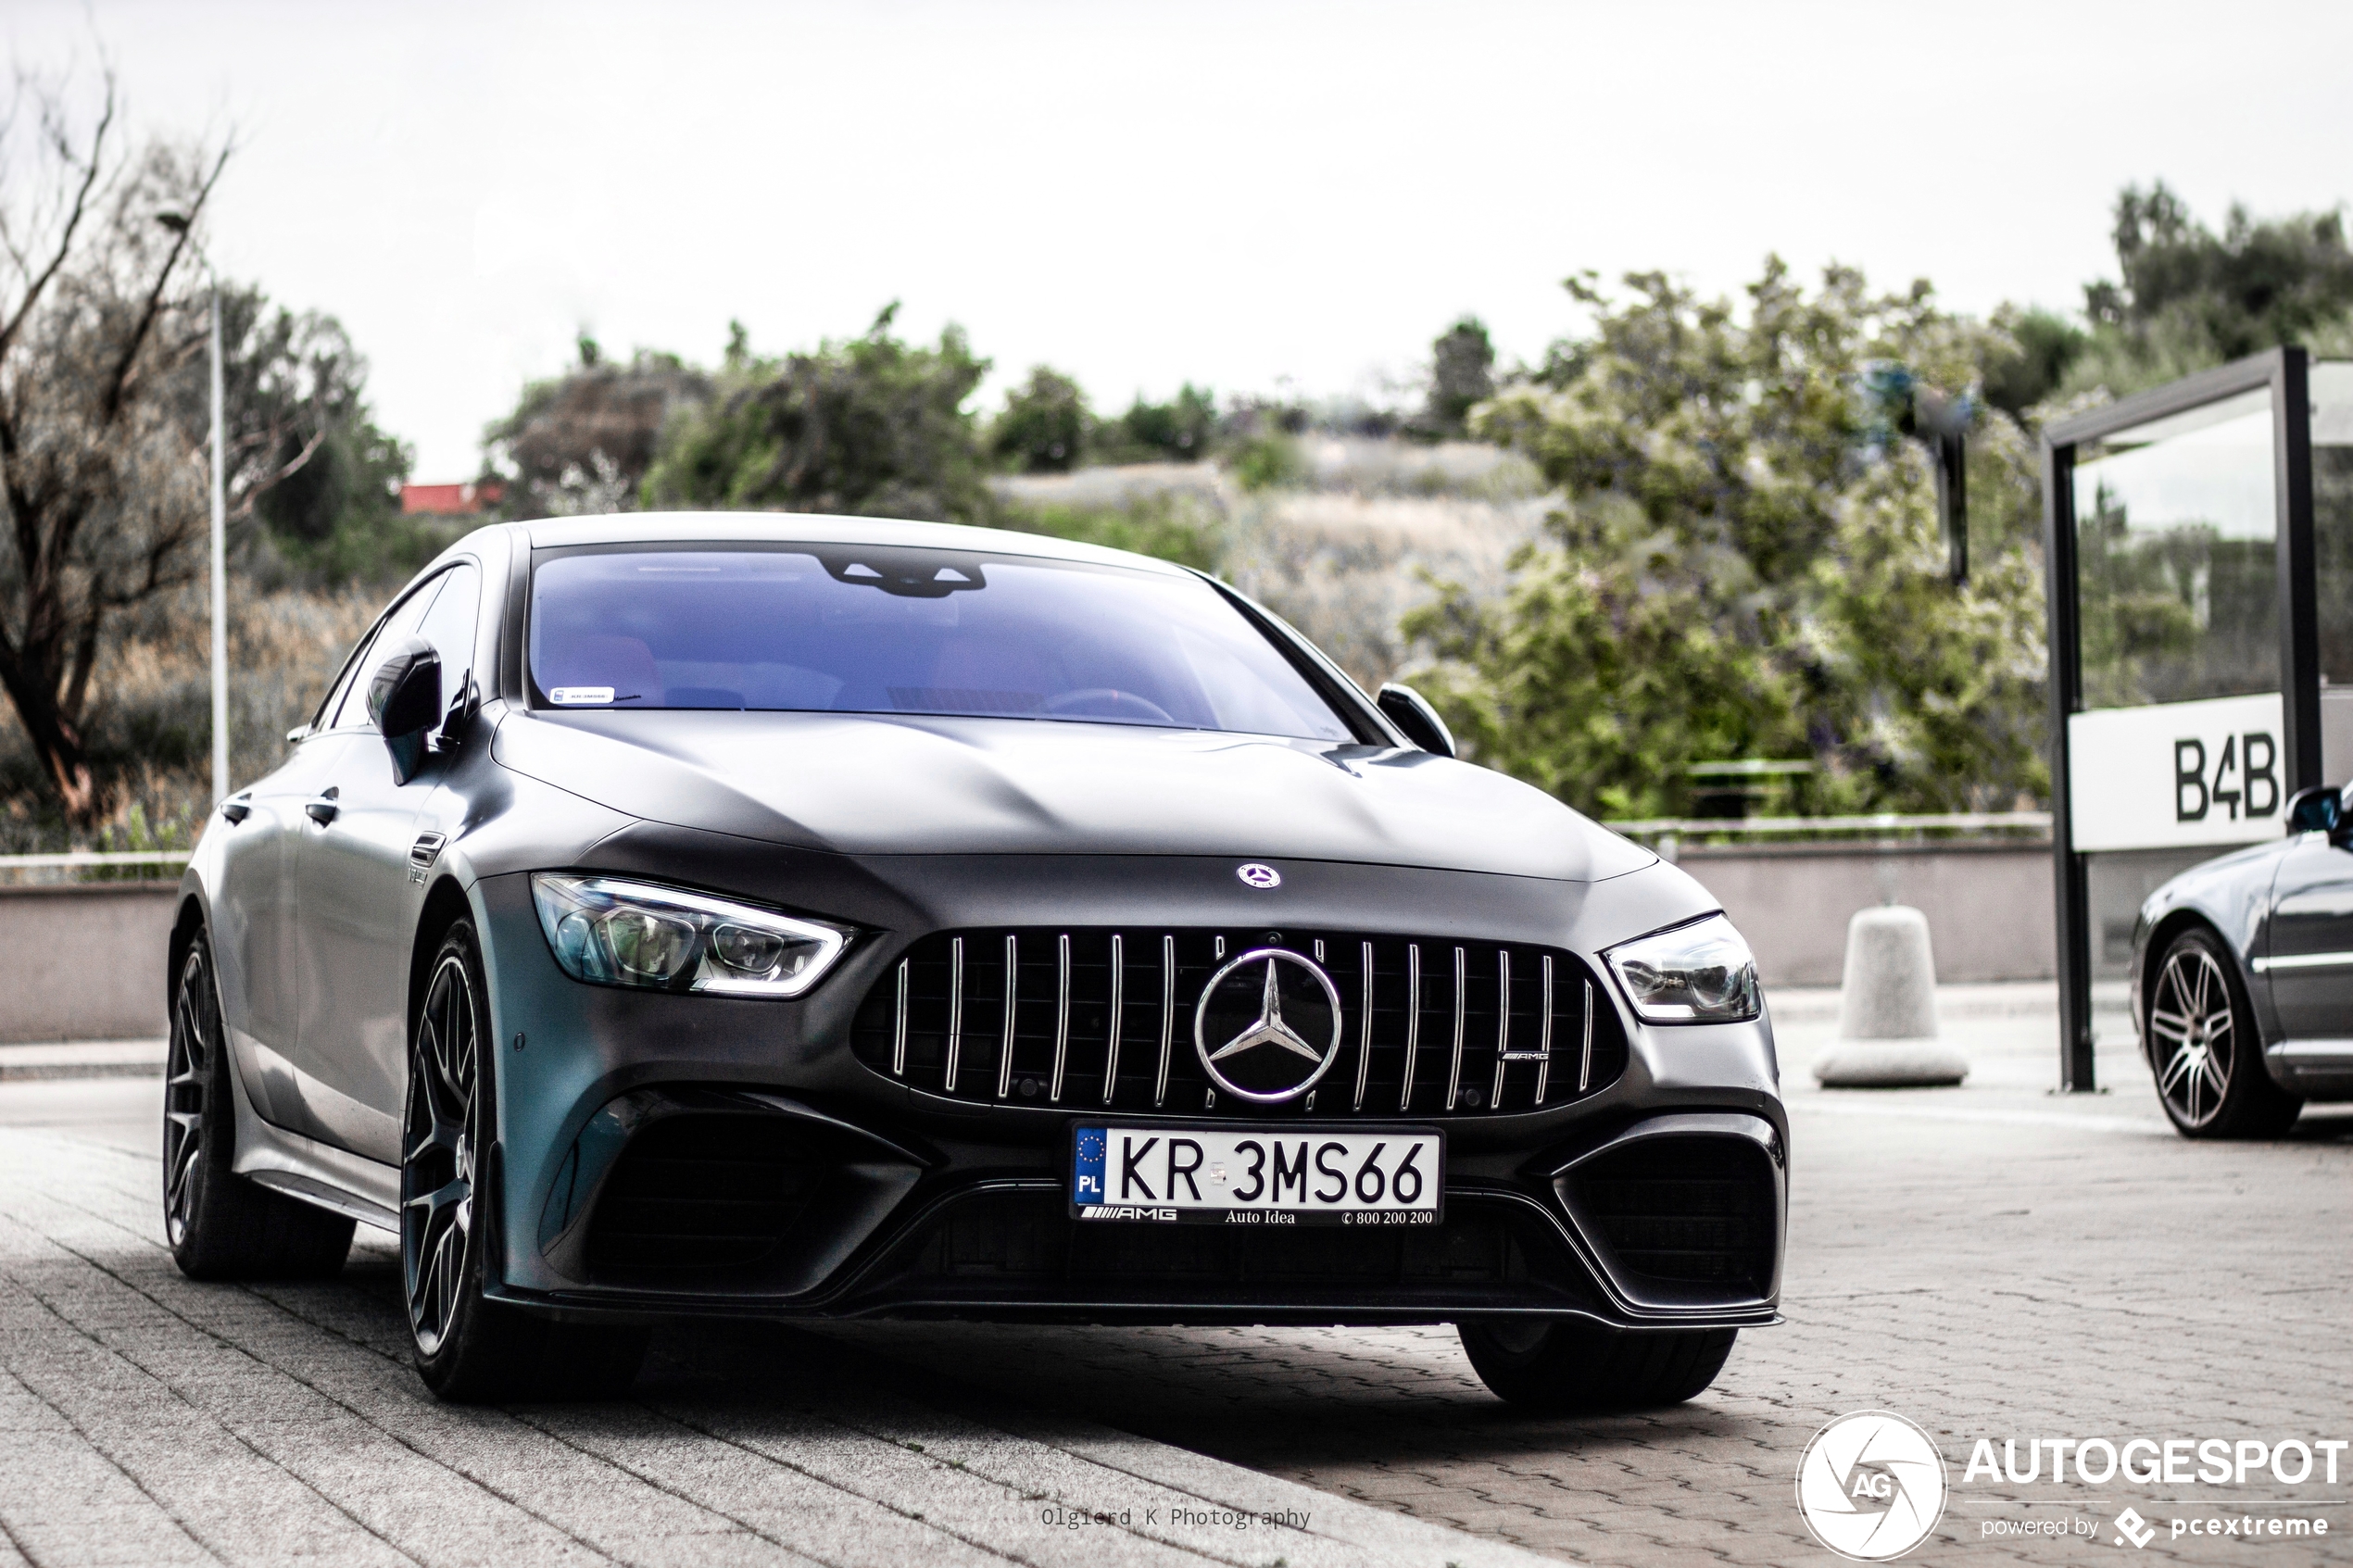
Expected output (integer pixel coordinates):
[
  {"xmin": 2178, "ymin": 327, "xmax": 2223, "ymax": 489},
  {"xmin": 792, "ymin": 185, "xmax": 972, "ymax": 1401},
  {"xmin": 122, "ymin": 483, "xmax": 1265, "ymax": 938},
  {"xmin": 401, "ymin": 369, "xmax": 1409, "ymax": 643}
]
[
  {"xmin": 165, "ymin": 933, "xmax": 355, "ymax": 1280},
  {"xmin": 2145, "ymin": 927, "xmax": 2302, "ymax": 1139},
  {"xmin": 402, "ymin": 920, "xmax": 648, "ymax": 1402},
  {"xmin": 1458, "ymin": 1319, "xmax": 1736, "ymax": 1411}
]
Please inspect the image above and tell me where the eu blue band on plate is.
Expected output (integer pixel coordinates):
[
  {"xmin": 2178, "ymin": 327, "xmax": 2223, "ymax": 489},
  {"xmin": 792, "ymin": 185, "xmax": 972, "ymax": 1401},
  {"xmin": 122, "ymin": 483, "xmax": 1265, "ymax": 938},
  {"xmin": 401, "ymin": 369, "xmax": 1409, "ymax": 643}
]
[{"xmin": 1073, "ymin": 1127, "xmax": 1107, "ymax": 1203}]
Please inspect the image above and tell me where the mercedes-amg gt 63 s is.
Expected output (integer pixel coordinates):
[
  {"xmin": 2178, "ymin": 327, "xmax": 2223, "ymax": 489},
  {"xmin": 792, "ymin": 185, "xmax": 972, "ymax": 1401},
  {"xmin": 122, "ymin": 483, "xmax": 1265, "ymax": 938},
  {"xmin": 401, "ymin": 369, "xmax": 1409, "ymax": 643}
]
[
  {"xmin": 166, "ymin": 514, "xmax": 1785, "ymax": 1405},
  {"xmin": 2131, "ymin": 783, "xmax": 2353, "ymax": 1138}
]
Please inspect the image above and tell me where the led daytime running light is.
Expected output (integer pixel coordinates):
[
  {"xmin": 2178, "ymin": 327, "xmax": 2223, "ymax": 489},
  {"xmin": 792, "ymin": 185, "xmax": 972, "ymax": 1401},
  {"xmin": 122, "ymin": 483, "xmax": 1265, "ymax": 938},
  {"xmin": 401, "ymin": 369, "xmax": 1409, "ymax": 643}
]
[{"xmin": 530, "ymin": 872, "xmax": 849, "ymax": 998}]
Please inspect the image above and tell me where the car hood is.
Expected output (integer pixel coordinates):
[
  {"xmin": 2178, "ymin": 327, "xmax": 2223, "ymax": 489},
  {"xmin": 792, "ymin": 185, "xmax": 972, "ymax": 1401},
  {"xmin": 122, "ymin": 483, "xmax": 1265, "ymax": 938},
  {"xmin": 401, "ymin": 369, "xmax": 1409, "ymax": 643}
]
[{"xmin": 492, "ymin": 709, "xmax": 1653, "ymax": 883}]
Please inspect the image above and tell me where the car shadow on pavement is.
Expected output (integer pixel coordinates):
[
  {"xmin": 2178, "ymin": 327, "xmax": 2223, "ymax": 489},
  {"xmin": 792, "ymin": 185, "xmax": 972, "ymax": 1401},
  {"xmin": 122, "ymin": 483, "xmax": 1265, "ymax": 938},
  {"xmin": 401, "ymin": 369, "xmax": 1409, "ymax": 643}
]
[{"xmin": 799, "ymin": 1320, "xmax": 1773, "ymax": 1485}]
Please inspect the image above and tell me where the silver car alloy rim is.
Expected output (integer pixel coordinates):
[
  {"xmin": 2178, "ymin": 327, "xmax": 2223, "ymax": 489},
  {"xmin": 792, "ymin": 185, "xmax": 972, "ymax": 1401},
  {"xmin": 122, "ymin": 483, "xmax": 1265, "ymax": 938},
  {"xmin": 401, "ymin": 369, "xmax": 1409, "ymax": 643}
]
[
  {"xmin": 2148, "ymin": 944, "xmax": 2234, "ymax": 1129},
  {"xmin": 402, "ymin": 951, "xmax": 479, "ymax": 1356},
  {"xmin": 163, "ymin": 946, "xmax": 211, "ymax": 1247}
]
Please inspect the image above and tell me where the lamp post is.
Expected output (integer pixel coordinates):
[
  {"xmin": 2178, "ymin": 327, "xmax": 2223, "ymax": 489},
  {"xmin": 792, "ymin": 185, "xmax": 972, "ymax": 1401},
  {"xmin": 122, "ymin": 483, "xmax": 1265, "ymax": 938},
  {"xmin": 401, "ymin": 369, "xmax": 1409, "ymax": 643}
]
[
  {"xmin": 159, "ymin": 212, "xmax": 229, "ymax": 805},
  {"xmin": 207, "ymin": 284, "xmax": 226, "ymax": 805}
]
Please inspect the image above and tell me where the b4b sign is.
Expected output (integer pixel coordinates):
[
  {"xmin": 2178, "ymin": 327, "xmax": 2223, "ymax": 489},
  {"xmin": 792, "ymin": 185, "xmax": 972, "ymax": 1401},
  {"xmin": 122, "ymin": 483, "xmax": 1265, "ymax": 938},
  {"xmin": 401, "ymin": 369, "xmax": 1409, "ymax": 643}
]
[{"xmin": 2068, "ymin": 692, "xmax": 2286, "ymax": 853}]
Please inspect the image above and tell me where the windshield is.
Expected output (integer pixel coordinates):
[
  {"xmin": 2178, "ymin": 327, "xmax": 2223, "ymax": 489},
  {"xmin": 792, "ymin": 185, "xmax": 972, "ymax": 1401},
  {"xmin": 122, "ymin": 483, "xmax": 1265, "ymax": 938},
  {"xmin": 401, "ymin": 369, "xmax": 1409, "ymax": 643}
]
[{"xmin": 527, "ymin": 545, "xmax": 1354, "ymax": 742}]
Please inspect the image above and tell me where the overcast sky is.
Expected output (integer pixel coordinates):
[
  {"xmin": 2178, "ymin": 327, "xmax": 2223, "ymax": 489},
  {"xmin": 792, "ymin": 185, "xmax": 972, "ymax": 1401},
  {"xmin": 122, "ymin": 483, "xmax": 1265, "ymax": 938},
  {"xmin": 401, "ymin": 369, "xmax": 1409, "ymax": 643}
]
[{"xmin": 12, "ymin": 0, "xmax": 2353, "ymax": 480}]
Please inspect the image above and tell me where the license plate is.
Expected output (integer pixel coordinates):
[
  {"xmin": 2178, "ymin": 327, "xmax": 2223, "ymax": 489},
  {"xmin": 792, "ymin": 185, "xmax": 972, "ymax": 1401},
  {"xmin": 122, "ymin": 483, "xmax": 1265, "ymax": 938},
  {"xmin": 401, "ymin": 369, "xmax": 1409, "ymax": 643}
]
[{"xmin": 1069, "ymin": 1124, "xmax": 1443, "ymax": 1226}]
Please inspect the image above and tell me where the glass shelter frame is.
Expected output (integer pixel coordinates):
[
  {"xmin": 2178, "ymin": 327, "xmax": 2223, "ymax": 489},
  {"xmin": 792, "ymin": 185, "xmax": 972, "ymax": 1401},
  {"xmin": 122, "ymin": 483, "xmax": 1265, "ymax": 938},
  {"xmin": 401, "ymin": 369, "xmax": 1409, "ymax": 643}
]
[{"xmin": 2042, "ymin": 346, "xmax": 2321, "ymax": 1091}]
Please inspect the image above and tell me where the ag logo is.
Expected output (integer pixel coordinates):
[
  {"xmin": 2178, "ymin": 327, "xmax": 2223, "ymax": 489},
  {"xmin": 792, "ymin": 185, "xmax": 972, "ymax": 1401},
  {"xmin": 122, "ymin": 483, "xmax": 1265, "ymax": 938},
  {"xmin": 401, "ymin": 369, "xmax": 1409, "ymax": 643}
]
[{"xmin": 1794, "ymin": 1411, "xmax": 1947, "ymax": 1562}]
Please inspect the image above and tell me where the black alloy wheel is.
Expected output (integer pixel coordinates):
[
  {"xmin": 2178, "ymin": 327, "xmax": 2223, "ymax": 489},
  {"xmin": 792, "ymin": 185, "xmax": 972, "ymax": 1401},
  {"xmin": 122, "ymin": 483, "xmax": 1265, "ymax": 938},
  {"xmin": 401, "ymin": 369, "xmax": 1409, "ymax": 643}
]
[
  {"xmin": 163, "ymin": 943, "xmax": 213, "ymax": 1248},
  {"xmin": 1458, "ymin": 1319, "xmax": 1737, "ymax": 1411},
  {"xmin": 402, "ymin": 940, "xmax": 483, "ymax": 1360},
  {"xmin": 165, "ymin": 932, "xmax": 354, "ymax": 1279},
  {"xmin": 2145, "ymin": 928, "xmax": 2302, "ymax": 1139},
  {"xmin": 401, "ymin": 920, "xmax": 648, "ymax": 1400}
]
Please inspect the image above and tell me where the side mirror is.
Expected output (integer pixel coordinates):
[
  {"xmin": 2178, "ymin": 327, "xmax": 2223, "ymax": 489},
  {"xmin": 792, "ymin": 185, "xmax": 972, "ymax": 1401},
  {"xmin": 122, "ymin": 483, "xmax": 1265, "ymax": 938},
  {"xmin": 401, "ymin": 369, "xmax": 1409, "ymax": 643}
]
[
  {"xmin": 367, "ymin": 637, "xmax": 442, "ymax": 784},
  {"xmin": 1376, "ymin": 682, "xmax": 1456, "ymax": 759},
  {"xmin": 2287, "ymin": 784, "xmax": 2345, "ymax": 836}
]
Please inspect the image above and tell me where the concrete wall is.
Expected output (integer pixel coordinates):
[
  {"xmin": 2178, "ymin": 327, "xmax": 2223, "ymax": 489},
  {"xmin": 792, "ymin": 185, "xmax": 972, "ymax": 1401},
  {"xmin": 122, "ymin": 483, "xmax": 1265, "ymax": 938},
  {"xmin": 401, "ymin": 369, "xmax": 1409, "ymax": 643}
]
[
  {"xmin": 0, "ymin": 883, "xmax": 180, "ymax": 1043},
  {"xmin": 1673, "ymin": 841, "xmax": 2055, "ymax": 987},
  {"xmin": 0, "ymin": 847, "xmax": 2057, "ymax": 1040}
]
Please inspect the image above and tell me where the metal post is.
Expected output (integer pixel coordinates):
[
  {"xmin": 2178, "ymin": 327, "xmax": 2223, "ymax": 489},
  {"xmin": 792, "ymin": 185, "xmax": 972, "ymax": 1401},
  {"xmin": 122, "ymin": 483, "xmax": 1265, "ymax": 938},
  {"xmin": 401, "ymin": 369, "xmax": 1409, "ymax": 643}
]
[
  {"xmin": 2042, "ymin": 436, "xmax": 2095, "ymax": 1091},
  {"xmin": 2274, "ymin": 348, "xmax": 2320, "ymax": 797},
  {"xmin": 208, "ymin": 286, "xmax": 228, "ymax": 806}
]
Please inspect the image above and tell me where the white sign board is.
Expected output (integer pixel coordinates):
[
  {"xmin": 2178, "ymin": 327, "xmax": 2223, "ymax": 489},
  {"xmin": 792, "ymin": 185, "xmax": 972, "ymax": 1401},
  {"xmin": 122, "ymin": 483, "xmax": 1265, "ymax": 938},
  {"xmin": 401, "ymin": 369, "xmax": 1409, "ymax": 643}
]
[{"xmin": 2067, "ymin": 692, "xmax": 2286, "ymax": 852}]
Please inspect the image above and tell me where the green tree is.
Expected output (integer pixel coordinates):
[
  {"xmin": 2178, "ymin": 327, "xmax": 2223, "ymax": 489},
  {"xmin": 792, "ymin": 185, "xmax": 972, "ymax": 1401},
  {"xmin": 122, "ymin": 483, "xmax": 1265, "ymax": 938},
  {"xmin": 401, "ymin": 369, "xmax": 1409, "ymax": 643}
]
[
  {"xmin": 1980, "ymin": 305, "xmax": 2088, "ymax": 416},
  {"xmin": 1403, "ymin": 261, "xmax": 2049, "ymax": 820},
  {"xmin": 208, "ymin": 288, "xmax": 413, "ymax": 574},
  {"xmin": 2058, "ymin": 183, "xmax": 2353, "ymax": 397},
  {"xmin": 1099, "ymin": 383, "xmax": 1217, "ymax": 463},
  {"xmin": 1416, "ymin": 315, "xmax": 1495, "ymax": 439},
  {"xmin": 988, "ymin": 366, "xmax": 1088, "ymax": 472},
  {"xmin": 642, "ymin": 305, "xmax": 991, "ymax": 522},
  {"xmin": 486, "ymin": 334, "xmax": 709, "ymax": 518}
]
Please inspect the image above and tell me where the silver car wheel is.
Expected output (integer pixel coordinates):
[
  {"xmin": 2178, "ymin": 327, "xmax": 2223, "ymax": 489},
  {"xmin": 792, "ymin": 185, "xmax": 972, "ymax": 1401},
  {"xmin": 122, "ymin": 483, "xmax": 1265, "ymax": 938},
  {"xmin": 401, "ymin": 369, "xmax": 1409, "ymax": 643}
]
[
  {"xmin": 2149, "ymin": 943, "xmax": 2235, "ymax": 1130},
  {"xmin": 401, "ymin": 950, "xmax": 480, "ymax": 1357},
  {"xmin": 163, "ymin": 946, "xmax": 212, "ymax": 1247}
]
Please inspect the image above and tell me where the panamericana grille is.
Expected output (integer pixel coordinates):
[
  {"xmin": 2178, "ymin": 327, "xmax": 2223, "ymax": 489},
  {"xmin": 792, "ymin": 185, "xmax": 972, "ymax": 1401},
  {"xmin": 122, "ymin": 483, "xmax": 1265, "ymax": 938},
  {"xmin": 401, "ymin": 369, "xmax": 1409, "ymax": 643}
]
[
  {"xmin": 851, "ymin": 927, "xmax": 1627, "ymax": 1117},
  {"xmin": 1567, "ymin": 1136, "xmax": 1776, "ymax": 1292}
]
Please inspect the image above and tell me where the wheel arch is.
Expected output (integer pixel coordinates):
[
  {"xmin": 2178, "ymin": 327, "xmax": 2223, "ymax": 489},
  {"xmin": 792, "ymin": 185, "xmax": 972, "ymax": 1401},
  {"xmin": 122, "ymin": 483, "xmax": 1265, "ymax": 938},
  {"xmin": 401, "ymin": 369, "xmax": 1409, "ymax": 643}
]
[
  {"xmin": 408, "ymin": 875, "xmax": 478, "ymax": 1044},
  {"xmin": 168, "ymin": 892, "xmax": 208, "ymax": 1010},
  {"xmin": 2140, "ymin": 907, "xmax": 2284, "ymax": 1080},
  {"xmin": 2140, "ymin": 906, "xmax": 2223, "ymax": 1019}
]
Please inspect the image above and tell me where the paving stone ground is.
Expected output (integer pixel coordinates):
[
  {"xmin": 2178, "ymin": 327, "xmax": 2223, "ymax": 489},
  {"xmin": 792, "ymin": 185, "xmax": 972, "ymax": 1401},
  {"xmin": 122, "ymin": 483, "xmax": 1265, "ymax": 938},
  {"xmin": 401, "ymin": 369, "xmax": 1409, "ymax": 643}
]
[{"xmin": 3, "ymin": 997, "xmax": 2349, "ymax": 1567}]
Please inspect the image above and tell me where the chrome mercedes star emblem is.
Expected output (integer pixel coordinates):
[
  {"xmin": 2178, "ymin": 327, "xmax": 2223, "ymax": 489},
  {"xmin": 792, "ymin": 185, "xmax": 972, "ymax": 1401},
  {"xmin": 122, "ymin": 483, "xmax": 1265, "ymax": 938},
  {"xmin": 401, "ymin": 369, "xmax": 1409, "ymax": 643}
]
[
  {"xmin": 1236, "ymin": 862, "xmax": 1281, "ymax": 889},
  {"xmin": 1192, "ymin": 947, "xmax": 1342, "ymax": 1103}
]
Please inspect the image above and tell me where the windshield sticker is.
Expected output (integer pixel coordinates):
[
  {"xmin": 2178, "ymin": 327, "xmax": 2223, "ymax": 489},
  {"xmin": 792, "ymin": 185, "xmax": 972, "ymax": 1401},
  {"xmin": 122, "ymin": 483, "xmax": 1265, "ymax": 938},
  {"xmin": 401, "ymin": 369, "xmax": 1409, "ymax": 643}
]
[{"xmin": 548, "ymin": 686, "xmax": 615, "ymax": 705}]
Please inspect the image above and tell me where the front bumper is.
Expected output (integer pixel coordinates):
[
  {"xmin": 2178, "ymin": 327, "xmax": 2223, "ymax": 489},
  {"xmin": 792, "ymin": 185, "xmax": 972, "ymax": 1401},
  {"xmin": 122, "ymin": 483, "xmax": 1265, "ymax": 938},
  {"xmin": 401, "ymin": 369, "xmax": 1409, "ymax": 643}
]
[{"xmin": 472, "ymin": 847, "xmax": 1788, "ymax": 1331}]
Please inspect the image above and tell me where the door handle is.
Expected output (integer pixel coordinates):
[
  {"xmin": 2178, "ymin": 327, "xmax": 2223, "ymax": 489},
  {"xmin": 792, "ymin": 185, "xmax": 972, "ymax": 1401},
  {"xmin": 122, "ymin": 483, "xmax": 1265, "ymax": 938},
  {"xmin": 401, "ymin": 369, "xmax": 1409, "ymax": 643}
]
[{"xmin": 305, "ymin": 790, "xmax": 341, "ymax": 825}]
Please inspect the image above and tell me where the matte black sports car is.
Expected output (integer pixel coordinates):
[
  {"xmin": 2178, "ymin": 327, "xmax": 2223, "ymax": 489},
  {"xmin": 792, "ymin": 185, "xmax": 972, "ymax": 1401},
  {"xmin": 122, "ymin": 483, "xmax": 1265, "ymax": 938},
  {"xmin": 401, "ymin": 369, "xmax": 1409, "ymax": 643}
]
[
  {"xmin": 167, "ymin": 514, "xmax": 1786, "ymax": 1406},
  {"xmin": 2131, "ymin": 784, "xmax": 2353, "ymax": 1137}
]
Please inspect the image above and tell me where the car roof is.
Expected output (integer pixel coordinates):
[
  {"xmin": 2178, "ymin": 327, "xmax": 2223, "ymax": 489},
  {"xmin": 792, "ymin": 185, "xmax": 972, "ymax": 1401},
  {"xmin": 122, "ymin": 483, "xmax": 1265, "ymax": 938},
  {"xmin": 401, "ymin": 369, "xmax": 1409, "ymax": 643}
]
[{"xmin": 514, "ymin": 511, "xmax": 1193, "ymax": 577}]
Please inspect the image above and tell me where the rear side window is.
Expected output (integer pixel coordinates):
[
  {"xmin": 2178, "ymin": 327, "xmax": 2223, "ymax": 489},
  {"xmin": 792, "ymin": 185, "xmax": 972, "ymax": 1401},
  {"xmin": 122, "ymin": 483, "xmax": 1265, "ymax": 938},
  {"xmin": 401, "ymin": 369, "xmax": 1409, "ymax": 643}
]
[{"xmin": 527, "ymin": 545, "xmax": 1353, "ymax": 743}]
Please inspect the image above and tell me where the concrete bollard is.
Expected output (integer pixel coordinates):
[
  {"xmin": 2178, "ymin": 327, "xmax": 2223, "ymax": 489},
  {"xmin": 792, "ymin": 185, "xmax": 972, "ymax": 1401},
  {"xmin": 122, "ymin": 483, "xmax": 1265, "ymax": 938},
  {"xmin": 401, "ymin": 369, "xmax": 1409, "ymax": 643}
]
[{"xmin": 1812, "ymin": 905, "xmax": 1969, "ymax": 1088}]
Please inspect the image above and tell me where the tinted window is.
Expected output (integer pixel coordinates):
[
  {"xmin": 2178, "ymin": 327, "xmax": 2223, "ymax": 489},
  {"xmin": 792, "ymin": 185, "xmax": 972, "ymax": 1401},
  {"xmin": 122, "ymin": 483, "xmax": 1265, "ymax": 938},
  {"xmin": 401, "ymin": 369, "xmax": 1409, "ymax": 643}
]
[
  {"xmin": 528, "ymin": 546, "xmax": 1353, "ymax": 743},
  {"xmin": 329, "ymin": 578, "xmax": 439, "ymax": 729},
  {"xmin": 412, "ymin": 562, "xmax": 481, "ymax": 720}
]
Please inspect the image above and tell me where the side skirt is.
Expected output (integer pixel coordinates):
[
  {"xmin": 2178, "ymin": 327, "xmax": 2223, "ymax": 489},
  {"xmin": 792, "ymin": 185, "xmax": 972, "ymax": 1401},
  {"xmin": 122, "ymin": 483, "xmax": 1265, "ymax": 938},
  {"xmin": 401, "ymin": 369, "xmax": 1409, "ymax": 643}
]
[{"xmin": 224, "ymin": 1037, "xmax": 400, "ymax": 1232}]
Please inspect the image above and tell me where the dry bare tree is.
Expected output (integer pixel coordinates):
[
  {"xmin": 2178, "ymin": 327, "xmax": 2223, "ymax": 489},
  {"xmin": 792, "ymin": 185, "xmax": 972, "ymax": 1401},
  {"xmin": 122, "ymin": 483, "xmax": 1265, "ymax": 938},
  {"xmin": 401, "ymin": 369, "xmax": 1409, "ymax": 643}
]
[{"xmin": 0, "ymin": 68, "xmax": 225, "ymax": 824}]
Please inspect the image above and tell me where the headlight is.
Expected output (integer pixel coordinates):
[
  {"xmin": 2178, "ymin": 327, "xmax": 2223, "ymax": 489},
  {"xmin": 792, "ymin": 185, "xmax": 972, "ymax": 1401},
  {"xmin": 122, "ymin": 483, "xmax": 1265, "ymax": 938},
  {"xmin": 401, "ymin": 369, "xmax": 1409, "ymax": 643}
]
[
  {"xmin": 529, "ymin": 873, "xmax": 851, "ymax": 997},
  {"xmin": 1604, "ymin": 913, "xmax": 1760, "ymax": 1023}
]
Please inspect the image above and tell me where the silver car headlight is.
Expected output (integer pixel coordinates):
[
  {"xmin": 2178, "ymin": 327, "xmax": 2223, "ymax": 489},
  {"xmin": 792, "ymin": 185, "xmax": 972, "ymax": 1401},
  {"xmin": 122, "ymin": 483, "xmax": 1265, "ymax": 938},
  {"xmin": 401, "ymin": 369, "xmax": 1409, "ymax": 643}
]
[
  {"xmin": 1604, "ymin": 913, "xmax": 1760, "ymax": 1023},
  {"xmin": 530, "ymin": 873, "xmax": 851, "ymax": 997}
]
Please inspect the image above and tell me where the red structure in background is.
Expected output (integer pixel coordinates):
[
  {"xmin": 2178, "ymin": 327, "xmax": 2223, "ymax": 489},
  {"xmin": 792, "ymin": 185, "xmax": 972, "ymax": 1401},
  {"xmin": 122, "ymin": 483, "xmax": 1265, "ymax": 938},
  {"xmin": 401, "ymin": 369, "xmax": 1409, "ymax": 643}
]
[{"xmin": 400, "ymin": 480, "xmax": 505, "ymax": 516}]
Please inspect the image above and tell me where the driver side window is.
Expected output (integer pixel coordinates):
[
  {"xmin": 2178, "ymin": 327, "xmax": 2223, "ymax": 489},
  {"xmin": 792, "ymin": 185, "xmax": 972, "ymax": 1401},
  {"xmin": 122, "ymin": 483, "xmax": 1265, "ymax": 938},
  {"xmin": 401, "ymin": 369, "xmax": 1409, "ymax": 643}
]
[{"xmin": 327, "ymin": 572, "xmax": 447, "ymax": 731}]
